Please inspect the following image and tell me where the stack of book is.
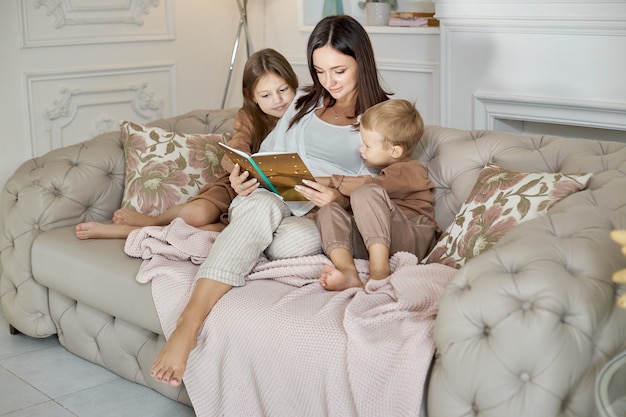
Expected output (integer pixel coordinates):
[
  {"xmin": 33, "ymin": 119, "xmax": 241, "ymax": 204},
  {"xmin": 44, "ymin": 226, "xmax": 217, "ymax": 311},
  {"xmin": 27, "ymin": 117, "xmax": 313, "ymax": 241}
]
[{"xmin": 388, "ymin": 12, "xmax": 439, "ymax": 27}]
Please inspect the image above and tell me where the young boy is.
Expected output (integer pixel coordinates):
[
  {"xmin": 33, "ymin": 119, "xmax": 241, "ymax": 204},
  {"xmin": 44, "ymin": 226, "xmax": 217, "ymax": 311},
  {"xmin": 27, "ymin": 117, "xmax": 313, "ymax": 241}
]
[{"xmin": 315, "ymin": 99, "xmax": 439, "ymax": 291}]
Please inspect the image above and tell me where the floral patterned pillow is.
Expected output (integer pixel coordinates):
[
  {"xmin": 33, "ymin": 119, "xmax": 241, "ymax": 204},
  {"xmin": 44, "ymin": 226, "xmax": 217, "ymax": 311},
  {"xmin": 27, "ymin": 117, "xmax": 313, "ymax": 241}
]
[
  {"xmin": 120, "ymin": 121, "xmax": 230, "ymax": 216},
  {"xmin": 424, "ymin": 163, "xmax": 592, "ymax": 269}
]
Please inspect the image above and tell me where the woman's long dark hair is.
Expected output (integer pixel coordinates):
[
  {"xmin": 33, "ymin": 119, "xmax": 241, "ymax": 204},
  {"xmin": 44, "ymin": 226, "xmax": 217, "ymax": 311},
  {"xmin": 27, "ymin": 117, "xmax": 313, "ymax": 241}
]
[
  {"xmin": 241, "ymin": 48, "xmax": 299, "ymax": 152},
  {"xmin": 289, "ymin": 15, "xmax": 390, "ymax": 128}
]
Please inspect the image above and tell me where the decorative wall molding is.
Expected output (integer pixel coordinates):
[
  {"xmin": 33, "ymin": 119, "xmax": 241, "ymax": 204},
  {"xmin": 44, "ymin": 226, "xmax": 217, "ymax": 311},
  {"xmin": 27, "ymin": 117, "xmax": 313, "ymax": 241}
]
[
  {"xmin": 473, "ymin": 92, "xmax": 626, "ymax": 132},
  {"xmin": 19, "ymin": 0, "xmax": 175, "ymax": 47},
  {"xmin": 435, "ymin": 1, "xmax": 626, "ymax": 35},
  {"xmin": 33, "ymin": 0, "xmax": 159, "ymax": 28},
  {"xmin": 24, "ymin": 64, "xmax": 176, "ymax": 157}
]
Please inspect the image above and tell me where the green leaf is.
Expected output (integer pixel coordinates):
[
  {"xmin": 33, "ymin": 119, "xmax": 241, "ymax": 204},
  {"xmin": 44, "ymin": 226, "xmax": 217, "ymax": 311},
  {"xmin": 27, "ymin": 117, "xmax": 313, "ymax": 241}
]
[
  {"xmin": 175, "ymin": 154, "xmax": 187, "ymax": 170},
  {"xmin": 537, "ymin": 199, "xmax": 550, "ymax": 212},
  {"xmin": 517, "ymin": 196, "xmax": 531, "ymax": 218},
  {"xmin": 515, "ymin": 178, "xmax": 540, "ymax": 195}
]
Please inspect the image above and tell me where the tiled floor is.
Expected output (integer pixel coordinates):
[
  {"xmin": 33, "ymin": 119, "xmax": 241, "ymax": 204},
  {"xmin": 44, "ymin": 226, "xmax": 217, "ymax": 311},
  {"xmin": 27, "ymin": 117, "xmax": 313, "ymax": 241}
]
[{"xmin": 0, "ymin": 308, "xmax": 195, "ymax": 417}]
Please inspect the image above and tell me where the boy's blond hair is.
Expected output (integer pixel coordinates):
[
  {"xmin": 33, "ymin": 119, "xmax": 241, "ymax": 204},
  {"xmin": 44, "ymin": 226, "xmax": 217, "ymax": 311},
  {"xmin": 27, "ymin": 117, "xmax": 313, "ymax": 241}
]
[{"xmin": 360, "ymin": 99, "xmax": 424, "ymax": 156}]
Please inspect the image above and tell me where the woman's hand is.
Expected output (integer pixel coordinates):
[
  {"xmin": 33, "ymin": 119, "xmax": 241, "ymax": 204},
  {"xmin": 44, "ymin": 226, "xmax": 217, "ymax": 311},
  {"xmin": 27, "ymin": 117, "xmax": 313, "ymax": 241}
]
[
  {"xmin": 229, "ymin": 163, "xmax": 259, "ymax": 196},
  {"xmin": 295, "ymin": 179, "xmax": 345, "ymax": 208}
]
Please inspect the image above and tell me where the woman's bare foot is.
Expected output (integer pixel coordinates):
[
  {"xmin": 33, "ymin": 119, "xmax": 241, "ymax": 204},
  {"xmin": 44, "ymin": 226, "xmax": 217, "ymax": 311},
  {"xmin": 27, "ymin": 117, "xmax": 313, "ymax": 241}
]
[
  {"xmin": 320, "ymin": 264, "xmax": 363, "ymax": 291},
  {"xmin": 75, "ymin": 222, "xmax": 136, "ymax": 239},
  {"xmin": 112, "ymin": 208, "xmax": 155, "ymax": 226},
  {"xmin": 150, "ymin": 322, "xmax": 198, "ymax": 386}
]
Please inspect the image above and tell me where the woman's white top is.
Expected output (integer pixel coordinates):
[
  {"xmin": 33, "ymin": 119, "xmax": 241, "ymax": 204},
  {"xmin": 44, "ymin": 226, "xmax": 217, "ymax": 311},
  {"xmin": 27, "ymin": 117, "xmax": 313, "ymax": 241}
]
[
  {"xmin": 240, "ymin": 89, "xmax": 377, "ymax": 216},
  {"xmin": 261, "ymin": 89, "xmax": 376, "ymax": 177}
]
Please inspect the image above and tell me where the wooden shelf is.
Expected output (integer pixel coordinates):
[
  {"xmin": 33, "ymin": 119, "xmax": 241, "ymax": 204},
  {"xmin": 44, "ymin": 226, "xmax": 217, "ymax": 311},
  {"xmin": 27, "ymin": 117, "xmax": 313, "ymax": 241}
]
[{"xmin": 299, "ymin": 24, "xmax": 439, "ymax": 35}]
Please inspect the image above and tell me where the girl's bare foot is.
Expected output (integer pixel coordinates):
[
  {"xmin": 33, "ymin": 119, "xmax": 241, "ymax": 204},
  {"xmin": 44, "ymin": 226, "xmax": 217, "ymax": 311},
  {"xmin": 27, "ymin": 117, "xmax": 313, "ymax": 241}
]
[
  {"xmin": 320, "ymin": 264, "xmax": 363, "ymax": 291},
  {"xmin": 112, "ymin": 208, "xmax": 155, "ymax": 226},
  {"xmin": 75, "ymin": 222, "xmax": 136, "ymax": 239},
  {"xmin": 150, "ymin": 323, "xmax": 198, "ymax": 387}
]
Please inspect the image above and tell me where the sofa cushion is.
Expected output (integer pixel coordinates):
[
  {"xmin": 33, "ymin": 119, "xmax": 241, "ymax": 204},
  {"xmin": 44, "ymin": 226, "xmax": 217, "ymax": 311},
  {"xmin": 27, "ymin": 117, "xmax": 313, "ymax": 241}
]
[
  {"xmin": 31, "ymin": 226, "xmax": 163, "ymax": 334},
  {"xmin": 424, "ymin": 163, "xmax": 593, "ymax": 269},
  {"xmin": 120, "ymin": 120, "xmax": 230, "ymax": 216}
]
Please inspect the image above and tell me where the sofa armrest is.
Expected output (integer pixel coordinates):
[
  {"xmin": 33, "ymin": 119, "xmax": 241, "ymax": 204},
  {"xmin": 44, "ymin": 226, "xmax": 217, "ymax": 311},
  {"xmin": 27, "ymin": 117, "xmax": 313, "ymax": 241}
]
[
  {"xmin": 428, "ymin": 174, "xmax": 626, "ymax": 417},
  {"xmin": 0, "ymin": 132, "xmax": 125, "ymax": 337}
]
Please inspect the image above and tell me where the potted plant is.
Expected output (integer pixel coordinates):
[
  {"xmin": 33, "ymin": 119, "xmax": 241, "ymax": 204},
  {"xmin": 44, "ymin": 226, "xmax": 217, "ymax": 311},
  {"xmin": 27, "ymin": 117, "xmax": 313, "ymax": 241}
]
[{"xmin": 358, "ymin": 0, "xmax": 398, "ymax": 26}]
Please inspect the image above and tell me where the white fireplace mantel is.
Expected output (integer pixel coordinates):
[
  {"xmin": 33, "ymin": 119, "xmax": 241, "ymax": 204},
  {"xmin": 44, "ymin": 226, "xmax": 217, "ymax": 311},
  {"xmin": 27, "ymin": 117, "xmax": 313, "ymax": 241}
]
[{"xmin": 434, "ymin": 0, "xmax": 626, "ymax": 141}]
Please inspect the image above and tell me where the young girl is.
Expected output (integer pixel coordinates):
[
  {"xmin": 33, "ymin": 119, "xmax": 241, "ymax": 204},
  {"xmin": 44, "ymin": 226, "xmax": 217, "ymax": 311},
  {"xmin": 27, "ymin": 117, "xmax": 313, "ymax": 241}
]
[{"xmin": 75, "ymin": 48, "xmax": 298, "ymax": 239}]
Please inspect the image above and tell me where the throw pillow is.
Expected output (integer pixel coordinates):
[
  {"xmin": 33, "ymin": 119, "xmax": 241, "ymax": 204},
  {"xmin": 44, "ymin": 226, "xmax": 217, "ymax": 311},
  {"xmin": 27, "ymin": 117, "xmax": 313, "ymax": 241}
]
[
  {"xmin": 120, "ymin": 121, "xmax": 230, "ymax": 216},
  {"xmin": 424, "ymin": 163, "xmax": 592, "ymax": 269}
]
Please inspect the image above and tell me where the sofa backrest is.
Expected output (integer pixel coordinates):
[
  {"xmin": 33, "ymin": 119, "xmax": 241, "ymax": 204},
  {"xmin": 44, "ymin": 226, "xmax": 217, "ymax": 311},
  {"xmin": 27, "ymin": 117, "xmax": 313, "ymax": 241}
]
[{"xmin": 415, "ymin": 126, "xmax": 626, "ymax": 231}]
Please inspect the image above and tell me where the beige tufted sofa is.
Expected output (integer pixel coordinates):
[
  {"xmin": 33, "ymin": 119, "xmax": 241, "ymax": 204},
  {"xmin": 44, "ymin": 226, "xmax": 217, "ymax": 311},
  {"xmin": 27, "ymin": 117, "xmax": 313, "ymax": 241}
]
[{"xmin": 1, "ymin": 108, "xmax": 626, "ymax": 417}]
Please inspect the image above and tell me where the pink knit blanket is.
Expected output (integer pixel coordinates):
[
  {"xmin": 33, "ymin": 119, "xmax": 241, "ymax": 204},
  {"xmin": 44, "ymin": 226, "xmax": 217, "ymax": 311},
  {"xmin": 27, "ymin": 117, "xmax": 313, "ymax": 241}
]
[{"xmin": 125, "ymin": 218, "xmax": 456, "ymax": 417}]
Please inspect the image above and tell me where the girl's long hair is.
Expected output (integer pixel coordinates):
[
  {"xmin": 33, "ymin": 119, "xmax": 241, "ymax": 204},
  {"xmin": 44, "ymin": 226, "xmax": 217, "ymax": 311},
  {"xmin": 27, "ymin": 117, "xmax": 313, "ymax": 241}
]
[
  {"xmin": 241, "ymin": 48, "xmax": 299, "ymax": 152},
  {"xmin": 290, "ymin": 15, "xmax": 391, "ymax": 128}
]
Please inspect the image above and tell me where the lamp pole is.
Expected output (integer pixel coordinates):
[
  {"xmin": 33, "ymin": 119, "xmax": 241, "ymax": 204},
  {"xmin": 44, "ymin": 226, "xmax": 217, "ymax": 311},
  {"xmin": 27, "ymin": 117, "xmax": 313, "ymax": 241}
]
[{"xmin": 221, "ymin": 0, "xmax": 253, "ymax": 109}]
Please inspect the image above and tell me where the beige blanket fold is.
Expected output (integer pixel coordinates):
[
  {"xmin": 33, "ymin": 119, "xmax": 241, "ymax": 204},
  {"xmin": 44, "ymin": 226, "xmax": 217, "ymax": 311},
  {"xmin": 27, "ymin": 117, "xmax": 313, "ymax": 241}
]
[{"xmin": 125, "ymin": 218, "xmax": 456, "ymax": 417}]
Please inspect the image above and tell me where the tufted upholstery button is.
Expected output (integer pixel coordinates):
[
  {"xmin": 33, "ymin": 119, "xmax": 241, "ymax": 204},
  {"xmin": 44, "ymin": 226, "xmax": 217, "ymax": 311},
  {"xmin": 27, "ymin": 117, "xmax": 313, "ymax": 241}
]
[
  {"xmin": 482, "ymin": 326, "xmax": 490, "ymax": 336},
  {"xmin": 521, "ymin": 301, "xmax": 532, "ymax": 310},
  {"xmin": 520, "ymin": 372, "xmax": 530, "ymax": 382}
]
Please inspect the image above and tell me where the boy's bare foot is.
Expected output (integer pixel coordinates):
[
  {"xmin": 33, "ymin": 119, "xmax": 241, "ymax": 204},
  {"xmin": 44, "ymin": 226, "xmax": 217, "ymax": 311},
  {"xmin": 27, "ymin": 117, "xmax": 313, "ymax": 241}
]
[
  {"xmin": 112, "ymin": 208, "xmax": 154, "ymax": 226},
  {"xmin": 75, "ymin": 222, "xmax": 136, "ymax": 239},
  {"xmin": 320, "ymin": 264, "xmax": 363, "ymax": 291},
  {"xmin": 368, "ymin": 266, "xmax": 391, "ymax": 281},
  {"xmin": 150, "ymin": 323, "xmax": 198, "ymax": 386}
]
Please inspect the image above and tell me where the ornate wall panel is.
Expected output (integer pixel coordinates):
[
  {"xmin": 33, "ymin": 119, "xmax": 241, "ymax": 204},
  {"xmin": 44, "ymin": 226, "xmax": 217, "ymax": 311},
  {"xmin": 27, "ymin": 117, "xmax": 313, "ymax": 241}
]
[
  {"xmin": 19, "ymin": 0, "xmax": 175, "ymax": 47},
  {"xmin": 25, "ymin": 64, "xmax": 175, "ymax": 157}
]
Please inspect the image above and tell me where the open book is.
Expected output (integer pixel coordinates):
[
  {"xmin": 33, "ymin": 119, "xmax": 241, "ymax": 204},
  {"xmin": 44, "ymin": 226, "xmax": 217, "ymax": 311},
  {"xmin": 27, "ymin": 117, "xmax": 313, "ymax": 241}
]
[{"xmin": 219, "ymin": 142, "xmax": 316, "ymax": 216}]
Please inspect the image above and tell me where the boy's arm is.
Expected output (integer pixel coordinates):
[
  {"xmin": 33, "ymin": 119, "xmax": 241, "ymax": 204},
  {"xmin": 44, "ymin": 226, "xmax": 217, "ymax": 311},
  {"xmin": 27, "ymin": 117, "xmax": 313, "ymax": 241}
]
[
  {"xmin": 327, "ymin": 175, "xmax": 375, "ymax": 196},
  {"xmin": 313, "ymin": 176, "xmax": 331, "ymax": 187},
  {"xmin": 329, "ymin": 162, "xmax": 432, "ymax": 199}
]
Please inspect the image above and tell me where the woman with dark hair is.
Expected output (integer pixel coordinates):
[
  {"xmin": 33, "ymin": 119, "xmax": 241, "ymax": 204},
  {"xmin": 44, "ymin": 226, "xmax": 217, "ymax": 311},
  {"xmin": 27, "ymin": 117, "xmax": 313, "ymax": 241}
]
[
  {"xmin": 150, "ymin": 15, "xmax": 392, "ymax": 387},
  {"xmin": 291, "ymin": 14, "xmax": 390, "ymax": 128}
]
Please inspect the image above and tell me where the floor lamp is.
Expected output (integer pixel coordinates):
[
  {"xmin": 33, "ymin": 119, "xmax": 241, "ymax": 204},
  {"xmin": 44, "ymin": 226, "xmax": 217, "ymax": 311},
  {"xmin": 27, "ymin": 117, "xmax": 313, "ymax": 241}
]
[{"xmin": 222, "ymin": 0, "xmax": 253, "ymax": 109}]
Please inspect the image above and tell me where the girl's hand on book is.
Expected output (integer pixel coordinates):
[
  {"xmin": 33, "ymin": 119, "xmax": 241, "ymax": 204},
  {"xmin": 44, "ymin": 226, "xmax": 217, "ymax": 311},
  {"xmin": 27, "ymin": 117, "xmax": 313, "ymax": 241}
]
[{"xmin": 230, "ymin": 163, "xmax": 259, "ymax": 196}]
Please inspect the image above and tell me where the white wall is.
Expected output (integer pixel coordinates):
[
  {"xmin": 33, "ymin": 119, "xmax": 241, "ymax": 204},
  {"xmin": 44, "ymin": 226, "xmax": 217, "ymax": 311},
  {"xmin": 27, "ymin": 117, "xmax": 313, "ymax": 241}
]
[
  {"xmin": 435, "ymin": 0, "xmax": 626, "ymax": 141},
  {"xmin": 0, "ymin": 0, "xmax": 264, "ymax": 192}
]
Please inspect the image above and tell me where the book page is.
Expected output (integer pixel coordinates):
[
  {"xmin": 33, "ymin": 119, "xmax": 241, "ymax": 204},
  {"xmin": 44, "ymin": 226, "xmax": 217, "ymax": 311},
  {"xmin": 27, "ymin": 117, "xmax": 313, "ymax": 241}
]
[{"xmin": 218, "ymin": 142, "xmax": 276, "ymax": 193}]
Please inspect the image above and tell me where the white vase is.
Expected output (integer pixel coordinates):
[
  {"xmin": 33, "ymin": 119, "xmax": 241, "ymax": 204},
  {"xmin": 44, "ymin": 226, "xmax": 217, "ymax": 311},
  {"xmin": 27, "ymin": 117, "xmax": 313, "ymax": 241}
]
[{"xmin": 366, "ymin": 2, "xmax": 391, "ymax": 26}]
